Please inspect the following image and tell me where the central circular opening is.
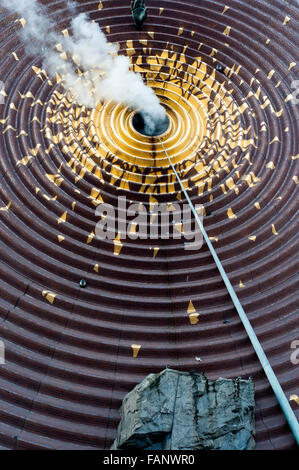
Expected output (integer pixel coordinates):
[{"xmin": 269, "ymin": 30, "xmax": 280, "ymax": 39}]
[{"xmin": 132, "ymin": 112, "xmax": 170, "ymax": 137}]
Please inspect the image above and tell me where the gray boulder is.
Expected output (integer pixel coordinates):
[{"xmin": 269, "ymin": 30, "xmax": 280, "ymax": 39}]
[{"xmin": 111, "ymin": 369, "xmax": 255, "ymax": 450}]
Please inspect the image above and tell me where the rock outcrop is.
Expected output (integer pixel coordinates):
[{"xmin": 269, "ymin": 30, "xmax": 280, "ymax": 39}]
[{"xmin": 111, "ymin": 369, "xmax": 255, "ymax": 450}]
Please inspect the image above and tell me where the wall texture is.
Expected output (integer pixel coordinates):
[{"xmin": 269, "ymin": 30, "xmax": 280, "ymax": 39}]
[{"xmin": 0, "ymin": 0, "xmax": 298, "ymax": 449}]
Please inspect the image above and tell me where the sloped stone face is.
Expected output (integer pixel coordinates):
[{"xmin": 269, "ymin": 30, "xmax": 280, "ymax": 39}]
[{"xmin": 111, "ymin": 369, "xmax": 255, "ymax": 450}]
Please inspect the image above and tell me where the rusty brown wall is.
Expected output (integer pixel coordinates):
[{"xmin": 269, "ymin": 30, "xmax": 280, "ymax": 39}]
[{"xmin": 0, "ymin": 0, "xmax": 298, "ymax": 450}]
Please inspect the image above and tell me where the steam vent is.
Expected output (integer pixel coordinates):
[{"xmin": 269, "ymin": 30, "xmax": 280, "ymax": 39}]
[{"xmin": 0, "ymin": 0, "xmax": 298, "ymax": 451}]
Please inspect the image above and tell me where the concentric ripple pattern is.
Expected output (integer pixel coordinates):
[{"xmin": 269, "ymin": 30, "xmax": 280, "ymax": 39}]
[{"xmin": 0, "ymin": 0, "xmax": 298, "ymax": 450}]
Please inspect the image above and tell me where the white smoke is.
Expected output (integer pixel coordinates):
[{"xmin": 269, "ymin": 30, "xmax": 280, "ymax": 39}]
[{"xmin": 2, "ymin": 0, "xmax": 166, "ymax": 134}]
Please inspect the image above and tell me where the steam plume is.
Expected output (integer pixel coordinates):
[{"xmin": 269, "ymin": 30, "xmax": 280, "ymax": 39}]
[{"xmin": 2, "ymin": 0, "xmax": 166, "ymax": 134}]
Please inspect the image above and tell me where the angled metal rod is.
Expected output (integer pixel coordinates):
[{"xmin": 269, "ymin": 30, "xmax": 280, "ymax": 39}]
[{"xmin": 159, "ymin": 138, "xmax": 299, "ymax": 445}]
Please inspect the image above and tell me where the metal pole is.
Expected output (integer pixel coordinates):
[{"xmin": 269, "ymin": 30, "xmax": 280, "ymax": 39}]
[{"xmin": 159, "ymin": 138, "xmax": 299, "ymax": 445}]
